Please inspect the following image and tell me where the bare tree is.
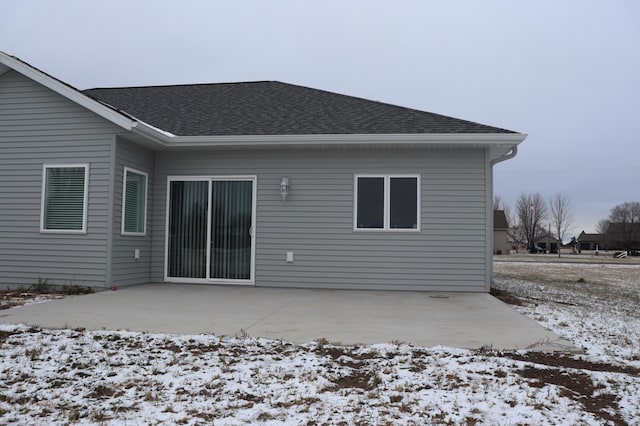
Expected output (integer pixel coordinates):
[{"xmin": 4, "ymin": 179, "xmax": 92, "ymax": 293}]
[
  {"xmin": 595, "ymin": 218, "xmax": 610, "ymax": 235},
  {"xmin": 516, "ymin": 192, "xmax": 548, "ymax": 253},
  {"xmin": 493, "ymin": 195, "xmax": 503, "ymax": 210},
  {"xmin": 608, "ymin": 202, "xmax": 640, "ymax": 253},
  {"xmin": 549, "ymin": 193, "xmax": 574, "ymax": 257},
  {"xmin": 503, "ymin": 203, "xmax": 514, "ymax": 228}
]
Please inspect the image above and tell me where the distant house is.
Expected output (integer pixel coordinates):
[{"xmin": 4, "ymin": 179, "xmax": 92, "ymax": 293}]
[
  {"xmin": 577, "ymin": 231, "xmax": 604, "ymax": 251},
  {"xmin": 578, "ymin": 225, "xmax": 640, "ymax": 252},
  {"xmin": 493, "ymin": 210, "xmax": 510, "ymax": 255},
  {"xmin": 587, "ymin": 224, "xmax": 640, "ymax": 252},
  {"xmin": 534, "ymin": 234, "xmax": 561, "ymax": 254},
  {"xmin": 0, "ymin": 52, "xmax": 525, "ymax": 292}
]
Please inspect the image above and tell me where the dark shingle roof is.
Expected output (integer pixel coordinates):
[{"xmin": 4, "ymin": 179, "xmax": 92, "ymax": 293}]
[
  {"xmin": 578, "ymin": 232, "xmax": 603, "ymax": 242},
  {"xmin": 494, "ymin": 210, "xmax": 509, "ymax": 230},
  {"xmin": 83, "ymin": 81, "xmax": 516, "ymax": 137}
]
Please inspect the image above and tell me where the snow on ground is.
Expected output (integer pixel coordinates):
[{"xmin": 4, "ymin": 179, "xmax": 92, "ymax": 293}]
[
  {"xmin": 0, "ymin": 260, "xmax": 639, "ymax": 425},
  {"xmin": 493, "ymin": 260, "xmax": 640, "ymax": 364}
]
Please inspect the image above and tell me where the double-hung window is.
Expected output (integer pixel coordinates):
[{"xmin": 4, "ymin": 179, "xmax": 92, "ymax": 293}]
[
  {"xmin": 354, "ymin": 175, "xmax": 420, "ymax": 231},
  {"xmin": 121, "ymin": 167, "xmax": 148, "ymax": 236},
  {"xmin": 41, "ymin": 164, "xmax": 89, "ymax": 233}
]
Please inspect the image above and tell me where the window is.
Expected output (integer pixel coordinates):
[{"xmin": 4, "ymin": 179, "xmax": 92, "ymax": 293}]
[
  {"xmin": 41, "ymin": 164, "xmax": 89, "ymax": 233},
  {"xmin": 355, "ymin": 175, "xmax": 419, "ymax": 231},
  {"xmin": 122, "ymin": 167, "xmax": 148, "ymax": 235}
]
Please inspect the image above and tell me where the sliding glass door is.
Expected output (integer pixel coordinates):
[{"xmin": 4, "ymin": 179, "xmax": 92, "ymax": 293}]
[{"xmin": 166, "ymin": 176, "xmax": 255, "ymax": 283}]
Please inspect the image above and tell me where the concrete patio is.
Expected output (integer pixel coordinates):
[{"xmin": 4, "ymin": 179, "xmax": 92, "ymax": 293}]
[{"xmin": 0, "ymin": 284, "xmax": 576, "ymax": 351}]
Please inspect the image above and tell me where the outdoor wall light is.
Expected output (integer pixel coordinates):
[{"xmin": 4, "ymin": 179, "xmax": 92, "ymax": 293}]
[{"xmin": 280, "ymin": 177, "xmax": 289, "ymax": 201}]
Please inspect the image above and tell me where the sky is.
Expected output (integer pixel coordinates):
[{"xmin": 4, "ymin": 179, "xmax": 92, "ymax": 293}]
[{"xmin": 1, "ymin": 0, "xmax": 638, "ymax": 237}]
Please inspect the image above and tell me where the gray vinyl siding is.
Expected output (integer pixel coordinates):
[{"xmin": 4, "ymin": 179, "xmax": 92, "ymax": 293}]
[
  {"xmin": 151, "ymin": 147, "xmax": 488, "ymax": 291},
  {"xmin": 0, "ymin": 70, "xmax": 120, "ymax": 288},
  {"xmin": 110, "ymin": 137, "xmax": 154, "ymax": 286}
]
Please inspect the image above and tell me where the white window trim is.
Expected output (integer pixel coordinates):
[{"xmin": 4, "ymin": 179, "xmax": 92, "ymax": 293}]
[
  {"xmin": 40, "ymin": 164, "xmax": 89, "ymax": 234},
  {"xmin": 121, "ymin": 166, "xmax": 148, "ymax": 236},
  {"xmin": 163, "ymin": 175, "xmax": 257, "ymax": 285},
  {"xmin": 353, "ymin": 174, "xmax": 421, "ymax": 232}
]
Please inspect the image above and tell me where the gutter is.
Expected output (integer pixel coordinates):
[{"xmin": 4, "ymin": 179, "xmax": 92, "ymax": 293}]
[
  {"xmin": 129, "ymin": 125, "xmax": 528, "ymax": 150},
  {"xmin": 490, "ymin": 145, "xmax": 518, "ymax": 166}
]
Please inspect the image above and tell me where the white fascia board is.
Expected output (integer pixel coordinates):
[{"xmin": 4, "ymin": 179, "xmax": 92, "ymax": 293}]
[
  {"xmin": 128, "ymin": 126, "xmax": 528, "ymax": 150},
  {"xmin": 159, "ymin": 133, "xmax": 527, "ymax": 148},
  {"xmin": 0, "ymin": 52, "xmax": 136, "ymax": 130},
  {"xmin": 130, "ymin": 121, "xmax": 174, "ymax": 146}
]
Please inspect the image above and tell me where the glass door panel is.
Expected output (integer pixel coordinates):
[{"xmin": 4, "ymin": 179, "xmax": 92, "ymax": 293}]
[
  {"xmin": 167, "ymin": 180, "xmax": 209, "ymax": 278},
  {"xmin": 210, "ymin": 180, "xmax": 253, "ymax": 280}
]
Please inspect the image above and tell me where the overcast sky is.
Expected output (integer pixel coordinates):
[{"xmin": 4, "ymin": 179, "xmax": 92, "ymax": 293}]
[{"xmin": 2, "ymin": 1, "xmax": 638, "ymax": 237}]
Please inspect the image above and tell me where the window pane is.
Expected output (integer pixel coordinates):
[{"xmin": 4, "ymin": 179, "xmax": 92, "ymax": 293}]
[
  {"xmin": 357, "ymin": 177, "xmax": 384, "ymax": 228},
  {"xmin": 44, "ymin": 167, "xmax": 86, "ymax": 230},
  {"xmin": 124, "ymin": 170, "xmax": 147, "ymax": 233},
  {"xmin": 390, "ymin": 177, "xmax": 418, "ymax": 229}
]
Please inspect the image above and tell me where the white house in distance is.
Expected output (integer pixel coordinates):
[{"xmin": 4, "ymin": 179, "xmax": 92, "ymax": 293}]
[
  {"xmin": 0, "ymin": 52, "xmax": 526, "ymax": 292},
  {"xmin": 493, "ymin": 210, "xmax": 510, "ymax": 255}
]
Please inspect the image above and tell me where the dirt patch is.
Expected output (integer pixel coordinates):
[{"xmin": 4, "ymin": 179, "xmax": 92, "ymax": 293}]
[
  {"xmin": 517, "ymin": 366, "xmax": 627, "ymax": 425},
  {"xmin": 490, "ymin": 287, "xmax": 523, "ymax": 306},
  {"xmin": 0, "ymin": 285, "xmax": 93, "ymax": 310},
  {"xmin": 333, "ymin": 369, "xmax": 377, "ymax": 391},
  {"xmin": 0, "ymin": 329, "xmax": 21, "ymax": 344},
  {"xmin": 507, "ymin": 352, "xmax": 640, "ymax": 376},
  {"xmin": 0, "ymin": 290, "xmax": 52, "ymax": 309},
  {"xmin": 319, "ymin": 346, "xmax": 380, "ymax": 391},
  {"xmin": 504, "ymin": 351, "xmax": 637, "ymax": 426}
]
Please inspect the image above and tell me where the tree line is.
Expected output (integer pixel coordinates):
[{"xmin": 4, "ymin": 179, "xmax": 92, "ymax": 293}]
[
  {"xmin": 494, "ymin": 194, "xmax": 640, "ymax": 256},
  {"xmin": 594, "ymin": 202, "xmax": 640, "ymax": 253}
]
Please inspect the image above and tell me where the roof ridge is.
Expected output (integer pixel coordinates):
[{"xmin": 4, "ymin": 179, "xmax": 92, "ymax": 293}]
[{"xmin": 83, "ymin": 80, "xmax": 278, "ymax": 91}]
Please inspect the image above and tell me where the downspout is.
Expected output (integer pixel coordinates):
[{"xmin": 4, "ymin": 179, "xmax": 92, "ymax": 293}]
[
  {"xmin": 487, "ymin": 145, "xmax": 518, "ymax": 291},
  {"xmin": 490, "ymin": 145, "xmax": 518, "ymax": 166}
]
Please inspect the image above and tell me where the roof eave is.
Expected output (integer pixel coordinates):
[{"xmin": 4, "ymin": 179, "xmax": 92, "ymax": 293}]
[{"xmin": 132, "ymin": 132, "xmax": 526, "ymax": 149}]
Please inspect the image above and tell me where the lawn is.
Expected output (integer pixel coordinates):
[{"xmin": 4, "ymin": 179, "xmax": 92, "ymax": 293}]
[{"xmin": 1, "ymin": 259, "xmax": 639, "ymax": 425}]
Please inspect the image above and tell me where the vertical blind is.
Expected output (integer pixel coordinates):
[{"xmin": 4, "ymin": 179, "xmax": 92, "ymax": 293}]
[
  {"xmin": 43, "ymin": 166, "xmax": 87, "ymax": 231},
  {"xmin": 123, "ymin": 170, "xmax": 147, "ymax": 234},
  {"xmin": 210, "ymin": 181, "xmax": 253, "ymax": 280},
  {"xmin": 167, "ymin": 181, "xmax": 208, "ymax": 278}
]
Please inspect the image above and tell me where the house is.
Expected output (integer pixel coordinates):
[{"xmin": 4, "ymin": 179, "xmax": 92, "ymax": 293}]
[
  {"xmin": 534, "ymin": 233, "xmax": 562, "ymax": 254},
  {"xmin": 579, "ymin": 225, "xmax": 640, "ymax": 252},
  {"xmin": 0, "ymin": 52, "xmax": 526, "ymax": 292},
  {"xmin": 493, "ymin": 210, "xmax": 510, "ymax": 255},
  {"xmin": 577, "ymin": 231, "xmax": 604, "ymax": 251}
]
